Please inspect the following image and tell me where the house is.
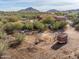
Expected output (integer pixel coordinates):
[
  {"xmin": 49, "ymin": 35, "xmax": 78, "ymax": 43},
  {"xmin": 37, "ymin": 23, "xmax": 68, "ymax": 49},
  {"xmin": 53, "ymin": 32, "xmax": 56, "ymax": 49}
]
[
  {"xmin": 54, "ymin": 16, "xmax": 67, "ymax": 21},
  {"xmin": 36, "ymin": 15, "xmax": 42, "ymax": 21}
]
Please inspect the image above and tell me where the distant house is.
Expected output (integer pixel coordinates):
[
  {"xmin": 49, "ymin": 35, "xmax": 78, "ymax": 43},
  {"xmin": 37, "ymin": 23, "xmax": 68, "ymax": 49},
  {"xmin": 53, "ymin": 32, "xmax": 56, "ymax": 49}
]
[
  {"xmin": 36, "ymin": 15, "xmax": 42, "ymax": 21},
  {"xmin": 54, "ymin": 16, "xmax": 67, "ymax": 21}
]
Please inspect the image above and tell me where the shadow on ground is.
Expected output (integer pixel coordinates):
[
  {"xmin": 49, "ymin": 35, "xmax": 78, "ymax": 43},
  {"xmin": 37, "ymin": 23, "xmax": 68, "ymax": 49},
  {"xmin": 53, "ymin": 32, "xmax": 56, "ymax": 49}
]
[{"xmin": 51, "ymin": 42, "xmax": 66, "ymax": 50}]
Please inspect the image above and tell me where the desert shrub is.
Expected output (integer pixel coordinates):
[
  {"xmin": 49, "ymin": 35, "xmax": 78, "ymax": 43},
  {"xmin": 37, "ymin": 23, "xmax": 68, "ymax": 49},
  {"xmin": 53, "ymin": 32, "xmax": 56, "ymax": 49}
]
[
  {"xmin": 73, "ymin": 19, "xmax": 79, "ymax": 25},
  {"xmin": 58, "ymin": 21, "xmax": 67, "ymax": 28},
  {"xmin": 0, "ymin": 40, "xmax": 8, "ymax": 58},
  {"xmin": 67, "ymin": 14, "xmax": 77, "ymax": 21},
  {"xmin": 3, "ymin": 22, "xmax": 15, "ymax": 34},
  {"xmin": 52, "ymin": 21, "xmax": 61, "ymax": 30},
  {"xmin": 0, "ymin": 18, "xmax": 2, "ymax": 21},
  {"xmin": 0, "ymin": 22, "xmax": 4, "ymax": 28},
  {"xmin": 21, "ymin": 15, "xmax": 27, "ymax": 18},
  {"xmin": 42, "ymin": 16, "xmax": 54, "ymax": 24},
  {"xmin": 23, "ymin": 22, "xmax": 33, "ymax": 30},
  {"xmin": 13, "ymin": 22, "xmax": 24, "ymax": 30},
  {"xmin": 0, "ymin": 21, "xmax": 3, "ymax": 25},
  {"xmin": 55, "ymin": 12, "xmax": 65, "ymax": 16},
  {"xmin": 51, "ymin": 21, "xmax": 67, "ymax": 30},
  {"xmin": 15, "ymin": 33, "xmax": 25, "ymax": 42},
  {"xmin": 9, "ymin": 33, "xmax": 25, "ymax": 48},
  {"xmin": 22, "ymin": 15, "xmax": 36, "ymax": 19},
  {"xmin": 1, "ymin": 19, "xmax": 8, "ymax": 24},
  {"xmin": 75, "ymin": 24, "xmax": 79, "ymax": 31},
  {"xmin": 0, "ymin": 32, "xmax": 6, "ymax": 39},
  {"xmin": 6, "ymin": 16, "xmax": 19, "ymax": 22},
  {"xmin": 34, "ymin": 21, "xmax": 45, "ymax": 31}
]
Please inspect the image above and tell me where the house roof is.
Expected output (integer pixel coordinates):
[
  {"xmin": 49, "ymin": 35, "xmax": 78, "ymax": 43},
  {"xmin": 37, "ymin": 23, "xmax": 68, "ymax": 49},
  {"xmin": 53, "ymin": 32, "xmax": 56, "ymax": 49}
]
[{"xmin": 54, "ymin": 16, "xmax": 67, "ymax": 20}]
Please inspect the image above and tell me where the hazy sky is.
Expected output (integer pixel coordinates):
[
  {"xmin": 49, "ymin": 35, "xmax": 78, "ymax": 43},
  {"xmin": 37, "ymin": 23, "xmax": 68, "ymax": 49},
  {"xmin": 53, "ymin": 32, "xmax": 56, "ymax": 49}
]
[{"xmin": 0, "ymin": 0, "xmax": 79, "ymax": 11}]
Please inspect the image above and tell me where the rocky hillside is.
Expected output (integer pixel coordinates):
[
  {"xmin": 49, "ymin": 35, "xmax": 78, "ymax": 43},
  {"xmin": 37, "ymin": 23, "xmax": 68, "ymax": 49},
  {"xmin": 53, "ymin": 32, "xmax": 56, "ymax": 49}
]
[
  {"xmin": 19, "ymin": 7, "xmax": 39, "ymax": 12},
  {"xmin": 47, "ymin": 9, "xmax": 59, "ymax": 12}
]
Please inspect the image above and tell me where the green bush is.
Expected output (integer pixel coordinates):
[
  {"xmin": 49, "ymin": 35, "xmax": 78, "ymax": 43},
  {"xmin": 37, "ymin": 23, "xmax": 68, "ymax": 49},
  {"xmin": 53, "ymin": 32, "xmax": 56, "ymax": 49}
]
[
  {"xmin": 73, "ymin": 19, "xmax": 79, "ymax": 25},
  {"xmin": 0, "ymin": 32, "xmax": 6, "ymax": 39},
  {"xmin": 67, "ymin": 14, "xmax": 77, "ymax": 21},
  {"xmin": 55, "ymin": 12, "xmax": 65, "ymax": 16},
  {"xmin": 51, "ymin": 21, "xmax": 67, "ymax": 30},
  {"xmin": 6, "ymin": 16, "xmax": 19, "ymax": 22},
  {"xmin": 15, "ymin": 33, "xmax": 25, "ymax": 43},
  {"xmin": 13, "ymin": 22, "xmax": 24, "ymax": 30},
  {"xmin": 23, "ymin": 22, "xmax": 33, "ymax": 30},
  {"xmin": 3, "ymin": 22, "xmax": 15, "ymax": 34},
  {"xmin": 42, "ymin": 16, "xmax": 54, "ymax": 24},
  {"xmin": 52, "ymin": 21, "xmax": 61, "ymax": 30},
  {"xmin": 22, "ymin": 15, "xmax": 35, "ymax": 19},
  {"xmin": 0, "ymin": 22, "xmax": 3, "ymax": 28},
  {"xmin": 75, "ymin": 24, "xmax": 79, "ymax": 31},
  {"xmin": 34, "ymin": 21, "xmax": 45, "ymax": 31},
  {"xmin": 1, "ymin": 19, "xmax": 8, "ymax": 24},
  {"xmin": 0, "ymin": 18, "xmax": 2, "ymax": 21},
  {"xmin": 0, "ymin": 40, "xmax": 8, "ymax": 57},
  {"xmin": 8, "ymin": 33, "xmax": 25, "ymax": 48}
]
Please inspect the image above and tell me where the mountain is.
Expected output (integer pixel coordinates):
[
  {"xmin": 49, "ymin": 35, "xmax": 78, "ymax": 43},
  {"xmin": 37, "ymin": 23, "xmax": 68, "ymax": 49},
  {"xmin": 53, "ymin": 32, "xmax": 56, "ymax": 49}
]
[
  {"xmin": 47, "ymin": 9, "xmax": 59, "ymax": 12},
  {"xmin": 19, "ymin": 7, "xmax": 39, "ymax": 12},
  {"xmin": 62, "ymin": 9, "xmax": 79, "ymax": 13},
  {"xmin": 19, "ymin": 7, "xmax": 79, "ymax": 13},
  {"xmin": 68, "ymin": 9, "xmax": 79, "ymax": 12},
  {"xmin": 47, "ymin": 9, "xmax": 79, "ymax": 13}
]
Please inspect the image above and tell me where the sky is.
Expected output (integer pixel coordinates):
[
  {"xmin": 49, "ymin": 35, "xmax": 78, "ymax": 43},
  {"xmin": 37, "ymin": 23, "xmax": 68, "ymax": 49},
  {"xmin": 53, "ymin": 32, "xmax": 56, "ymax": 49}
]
[{"xmin": 0, "ymin": 0, "xmax": 79, "ymax": 11}]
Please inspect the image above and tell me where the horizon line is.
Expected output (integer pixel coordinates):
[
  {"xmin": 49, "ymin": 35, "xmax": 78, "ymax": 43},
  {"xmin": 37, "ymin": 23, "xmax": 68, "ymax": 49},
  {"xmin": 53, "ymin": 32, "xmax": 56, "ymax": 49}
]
[{"xmin": 0, "ymin": 7, "xmax": 79, "ymax": 12}]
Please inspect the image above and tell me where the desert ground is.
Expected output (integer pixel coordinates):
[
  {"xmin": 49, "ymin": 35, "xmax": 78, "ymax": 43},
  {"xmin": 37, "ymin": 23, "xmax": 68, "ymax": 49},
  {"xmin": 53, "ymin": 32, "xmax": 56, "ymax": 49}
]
[{"xmin": 2, "ymin": 22, "xmax": 79, "ymax": 59}]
